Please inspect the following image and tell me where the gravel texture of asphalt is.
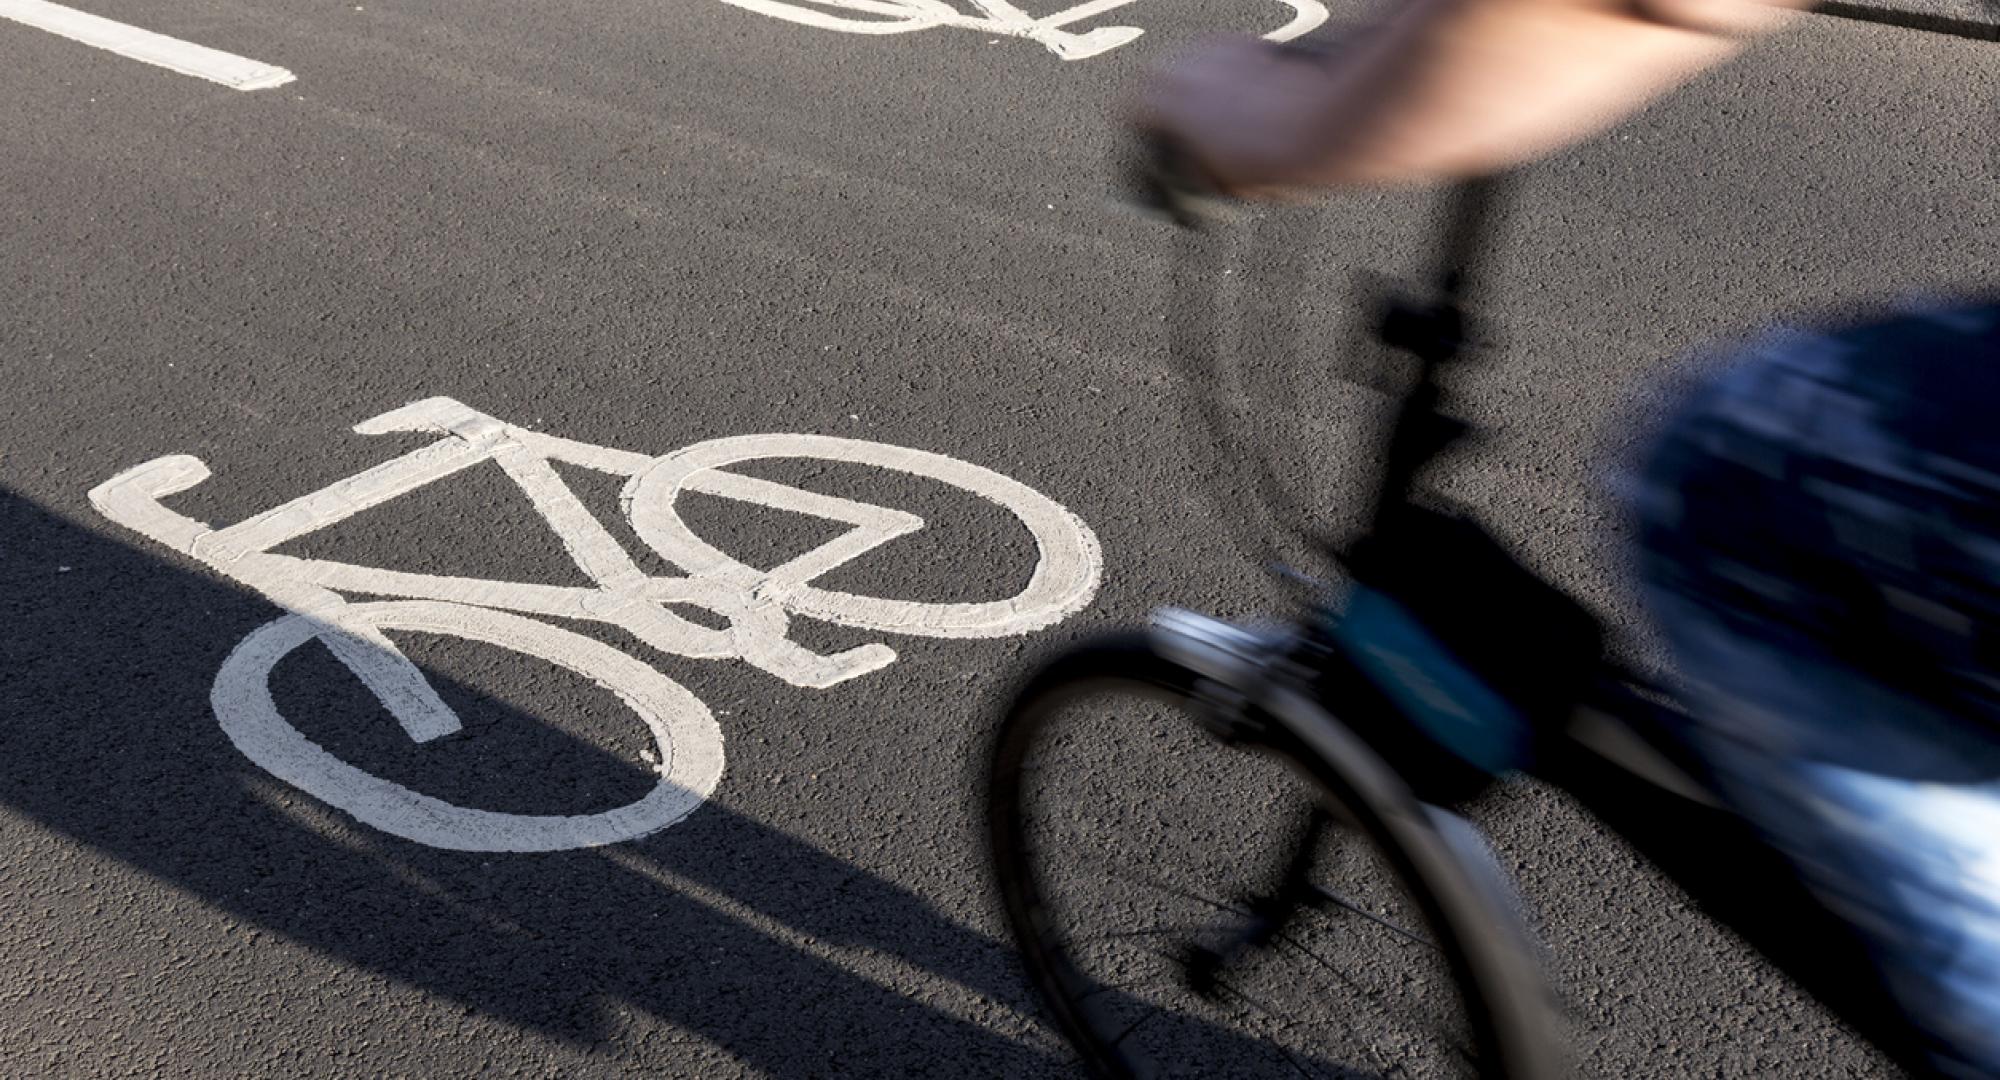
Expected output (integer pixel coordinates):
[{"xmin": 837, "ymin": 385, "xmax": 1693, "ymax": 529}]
[{"xmin": 1, "ymin": 1, "xmax": 1996, "ymax": 1075}]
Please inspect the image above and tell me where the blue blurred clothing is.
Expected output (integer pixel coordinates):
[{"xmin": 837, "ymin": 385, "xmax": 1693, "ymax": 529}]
[{"xmin": 1631, "ymin": 299, "xmax": 2000, "ymax": 1078}]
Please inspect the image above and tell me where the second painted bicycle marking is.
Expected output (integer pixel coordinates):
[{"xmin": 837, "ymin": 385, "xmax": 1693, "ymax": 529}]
[{"xmin": 716, "ymin": 0, "xmax": 1329, "ymax": 61}]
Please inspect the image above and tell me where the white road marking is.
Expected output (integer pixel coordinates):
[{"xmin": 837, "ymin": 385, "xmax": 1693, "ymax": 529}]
[
  {"xmin": 714, "ymin": 0, "xmax": 1326, "ymax": 60},
  {"xmin": 214, "ymin": 600, "xmax": 722, "ymax": 853},
  {"xmin": 90, "ymin": 396, "xmax": 1102, "ymax": 851},
  {"xmin": 1035, "ymin": 0, "xmax": 1141, "ymax": 29},
  {"xmin": 627, "ymin": 432, "xmax": 1103, "ymax": 638},
  {"xmin": 0, "ymin": 0, "xmax": 294, "ymax": 90}
]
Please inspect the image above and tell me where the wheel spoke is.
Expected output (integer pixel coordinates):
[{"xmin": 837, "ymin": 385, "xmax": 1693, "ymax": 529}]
[
  {"xmin": 994, "ymin": 662, "xmax": 1505, "ymax": 1080},
  {"xmin": 1204, "ymin": 978, "xmax": 1350, "ymax": 1080},
  {"xmin": 1078, "ymin": 924, "xmax": 1230, "ymax": 944},
  {"xmin": 1125, "ymin": 941, "xmax": 1349, "ymax": 1078},
  {"xmin": 1075, "ymin": 974, "xmax": 1157, "ymax": 1004},
  {"xmin": 1108, "ymin": 1005, "xmax": 1164, "ymax": 1049},
  {"xmin": 1307, "ymin": 884, "xmax": 1433, "ymax": 948},
  {"xmin": 1080, "ymin": 850, "xmax": 1256, "ymax": 918},
  {"xmin": 1281, "ymin": 929, "xmax": 1480, "ymax": 1066}
]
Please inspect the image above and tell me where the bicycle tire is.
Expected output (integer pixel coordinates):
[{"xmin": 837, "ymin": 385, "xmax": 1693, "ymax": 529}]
[{"xmin": 986, "ymin": 631, "xmax": 1562, "ymax": 1079}]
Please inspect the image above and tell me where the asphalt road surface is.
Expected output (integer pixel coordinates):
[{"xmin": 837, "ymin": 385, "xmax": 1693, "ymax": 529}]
[{"xmin": 3, "ymin": 0, "xmax": 1997, "ymax": 1075}]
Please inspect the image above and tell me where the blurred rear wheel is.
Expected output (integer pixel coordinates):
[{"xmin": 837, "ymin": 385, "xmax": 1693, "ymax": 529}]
[{"xmin": 987, "ymin": 633, "xmax": 1560, "ymax": 1078}]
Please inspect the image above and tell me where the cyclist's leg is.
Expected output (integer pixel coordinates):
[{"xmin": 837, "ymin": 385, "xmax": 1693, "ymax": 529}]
[
  {"xmin": 1646, "ymin": 589, "xmax": 2000, "ymax": 1078},
  {"xmin": 1629, "ymin": 299, "xmax": 2000, "ymax": 1076}
]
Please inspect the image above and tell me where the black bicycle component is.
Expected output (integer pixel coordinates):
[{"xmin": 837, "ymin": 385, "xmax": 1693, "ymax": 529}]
[
  {"xmin": 1360, "ymin": 178, "xmax": 1499, "ymax": 537},
  {"xmin": 1162, "ymin": 201, "xmax": 1331, "ymax": 584},
  {"xmin": 980, "ymin": 169, "xmax": 1563, "ymax": 1080},
  {"xmin": 1123, "ymin": 132, "xmax": 1218, "ymax": 230},
  {"xmin": 1340, "ymin": 504, "xmax": 1605, "ymax": 776},
  {"xmin": 994, "ymin": 150, "xmax": 1946, "ymax": 1079},
  {"xmin": 1378, "ymin": 294, "xmax": 1466, "ymax": 360},
  {"xmin": 987, "ymin": 635, "xmax": 1558, "ymax": 1079},
  {"xmin": 1180, "ymin": 808, "xmax": 1330, "ymax": 999},
  {"xmin": 1125, "ymin": 140, "xmax": 1511, "ymax": 587}
]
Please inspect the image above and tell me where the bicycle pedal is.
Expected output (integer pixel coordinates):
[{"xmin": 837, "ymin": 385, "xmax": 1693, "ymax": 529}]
[{"xmin": 1178, "ymin": 901, "xmax": 1288, "ymax": 998}]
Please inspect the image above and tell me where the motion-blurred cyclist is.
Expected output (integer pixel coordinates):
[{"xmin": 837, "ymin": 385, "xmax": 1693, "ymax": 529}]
[{"xmin": 1135, "ymin": 4, "xmax": 2000, "ymax": 1075}]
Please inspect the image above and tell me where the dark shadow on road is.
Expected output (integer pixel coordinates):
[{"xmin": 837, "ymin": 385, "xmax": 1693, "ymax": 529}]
[
  {"xmin": 0, "ymin": 484, "xmax": 1073, "ymax": 1076},
  {"xmin": 1, "ymin": 483, "xmax": 1370, "ymax": 1078}
]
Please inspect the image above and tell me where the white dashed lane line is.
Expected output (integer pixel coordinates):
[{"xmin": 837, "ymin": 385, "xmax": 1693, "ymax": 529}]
[{"xmin": 0, "ymin": 0, "xmax": 294, "ymax": 90}]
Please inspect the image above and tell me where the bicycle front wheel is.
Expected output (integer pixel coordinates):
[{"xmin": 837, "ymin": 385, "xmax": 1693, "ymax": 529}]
[{"xmin": 987, "ymin": 632, "xmax": 1559, "ymax": 1079}]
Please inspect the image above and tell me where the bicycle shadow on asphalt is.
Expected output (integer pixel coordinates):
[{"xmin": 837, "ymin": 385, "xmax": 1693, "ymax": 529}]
[
  {"xmin": 0, "ymin": 484, "xmax": 1068, "ymax": 1073},
  {"xmin": 0, "ymin": 488, "xmax": 1337, "ymax": 1077}
]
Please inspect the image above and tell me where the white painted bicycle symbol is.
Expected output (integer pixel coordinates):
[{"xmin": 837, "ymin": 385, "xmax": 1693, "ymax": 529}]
[
  {"xmin": 90, "ymin": 397, "xmax": 1101, "ymax": 853},
  {"xmin": 720, "ymin": 0, "xmax": 1329, "ymax": 60}
]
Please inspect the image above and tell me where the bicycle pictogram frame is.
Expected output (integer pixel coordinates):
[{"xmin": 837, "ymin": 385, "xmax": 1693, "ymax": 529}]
[{"xmin": 91, "ymin": 397, "xmax": 1101, "ymax": 852}]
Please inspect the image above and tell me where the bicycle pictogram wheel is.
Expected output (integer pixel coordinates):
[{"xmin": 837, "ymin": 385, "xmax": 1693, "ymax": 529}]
[{"xmin": 214, "ymin": 600, "xmax": 724, "ymax": 853}]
